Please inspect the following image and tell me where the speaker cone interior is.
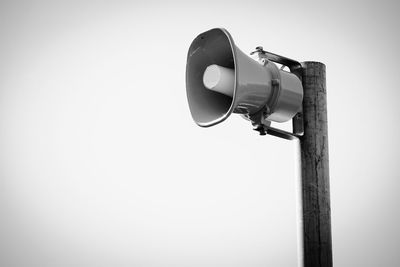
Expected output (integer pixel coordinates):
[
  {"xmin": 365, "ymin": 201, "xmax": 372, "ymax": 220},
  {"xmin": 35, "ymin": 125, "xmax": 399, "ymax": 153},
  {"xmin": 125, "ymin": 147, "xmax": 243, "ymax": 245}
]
[{"xmin": 186, "ymin": 28, "xmax": 236, "ymax": 127}]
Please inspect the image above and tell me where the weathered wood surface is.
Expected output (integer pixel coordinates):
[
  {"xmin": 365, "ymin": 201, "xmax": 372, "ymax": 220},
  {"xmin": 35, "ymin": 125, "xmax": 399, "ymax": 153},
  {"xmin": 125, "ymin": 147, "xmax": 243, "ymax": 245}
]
[{"xmin": 299, "ymin": 62, "xmax": 332, "ymax": 267}]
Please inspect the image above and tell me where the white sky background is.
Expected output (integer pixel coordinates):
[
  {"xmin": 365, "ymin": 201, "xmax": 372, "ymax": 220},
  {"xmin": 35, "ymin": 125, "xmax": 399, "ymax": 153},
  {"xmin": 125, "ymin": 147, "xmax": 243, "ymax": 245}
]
[{"xmin": 0, "ymin": 0, "xmax": 399, "ymax": 266}]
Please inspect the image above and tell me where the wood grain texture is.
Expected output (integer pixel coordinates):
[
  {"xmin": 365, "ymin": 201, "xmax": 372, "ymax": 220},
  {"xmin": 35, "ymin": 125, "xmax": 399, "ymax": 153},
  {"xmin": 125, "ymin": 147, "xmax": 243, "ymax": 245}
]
[{"xmin": 300, "ymin": 62, "xmax": 332, "ymax": 267}]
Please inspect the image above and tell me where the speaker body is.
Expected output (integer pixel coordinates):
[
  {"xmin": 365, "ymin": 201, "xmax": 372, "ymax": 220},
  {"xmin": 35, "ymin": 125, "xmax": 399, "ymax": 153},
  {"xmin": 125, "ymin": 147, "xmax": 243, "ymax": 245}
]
[{"xmin": 186, "ymin": 28, "xmax": 303, "ymax": 127}]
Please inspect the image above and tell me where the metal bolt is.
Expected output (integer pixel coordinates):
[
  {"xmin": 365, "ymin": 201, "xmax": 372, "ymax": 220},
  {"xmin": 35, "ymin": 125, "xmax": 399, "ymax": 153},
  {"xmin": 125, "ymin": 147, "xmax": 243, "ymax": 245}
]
[
  {"xmin": 250, "ymin": 46, "xmax": 265, "ymax": 55},
  {"xmin": 272, "ymin": 79, "xmax": 280, "ymax": 86},
  {"xmin": 261, "ymin": 58, "xmax": 268, "ymax": 66}
]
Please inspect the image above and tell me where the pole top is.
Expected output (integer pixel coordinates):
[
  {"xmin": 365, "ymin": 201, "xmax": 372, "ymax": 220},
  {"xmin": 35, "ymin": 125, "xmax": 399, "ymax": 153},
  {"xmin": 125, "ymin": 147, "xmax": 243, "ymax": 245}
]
[{"xmin": 301, "ymin": 61, "xmax": 326, "ymax": 68}]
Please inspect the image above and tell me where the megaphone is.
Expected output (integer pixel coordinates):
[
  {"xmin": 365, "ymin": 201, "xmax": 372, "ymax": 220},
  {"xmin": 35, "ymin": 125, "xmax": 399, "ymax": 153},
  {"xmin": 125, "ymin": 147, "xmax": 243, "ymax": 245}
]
[{"xmin": 186, "ymin": 28, "xmax": 303, "ymax": 136}]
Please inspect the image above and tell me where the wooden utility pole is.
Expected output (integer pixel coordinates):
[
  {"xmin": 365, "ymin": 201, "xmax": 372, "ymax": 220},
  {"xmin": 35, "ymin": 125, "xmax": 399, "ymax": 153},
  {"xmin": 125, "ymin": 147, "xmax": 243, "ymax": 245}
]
[{"xmin": 298, "ymin": 62, "xmax": 332, "ymax": 267}]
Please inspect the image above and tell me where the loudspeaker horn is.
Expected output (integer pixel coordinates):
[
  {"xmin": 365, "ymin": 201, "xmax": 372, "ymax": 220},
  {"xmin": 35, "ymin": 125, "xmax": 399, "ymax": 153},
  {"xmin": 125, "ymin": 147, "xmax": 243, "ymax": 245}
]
[{"xmin": 186, "ymin": 28, "xmax": 303, "ymax": 127}]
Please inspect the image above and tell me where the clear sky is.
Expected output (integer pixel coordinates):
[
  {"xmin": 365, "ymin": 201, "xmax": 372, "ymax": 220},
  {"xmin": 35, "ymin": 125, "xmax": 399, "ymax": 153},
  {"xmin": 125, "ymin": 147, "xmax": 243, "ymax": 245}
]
[{"xmin": 0, "ymin": 0, "xmax": 399, "ymax": 266}]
